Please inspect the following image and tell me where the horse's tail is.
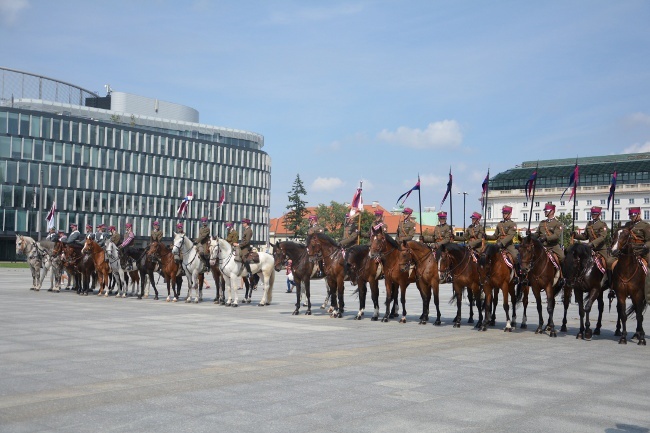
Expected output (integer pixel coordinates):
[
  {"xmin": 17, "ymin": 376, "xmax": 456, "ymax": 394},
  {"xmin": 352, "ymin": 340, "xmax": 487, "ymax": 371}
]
[
  {"xmin": 515, "ymin": 283, "xmax": 525, "ymax": 305},
  {"xmin": 554, "ymin": 285, "xmax": 565, "ymax": 300},
  {"xmin": 448, "ymin": 292, "xmax": 457, "ymax": 306},
  {"xmin": 626, "ymin": 299, "xmax": 648, "ymax": 319}
]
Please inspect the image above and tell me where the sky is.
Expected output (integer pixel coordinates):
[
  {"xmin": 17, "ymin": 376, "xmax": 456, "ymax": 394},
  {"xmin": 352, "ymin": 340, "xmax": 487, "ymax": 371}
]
[{"xmin": 1, "ymin": 0, "xmax": 649, "ymax": 224}]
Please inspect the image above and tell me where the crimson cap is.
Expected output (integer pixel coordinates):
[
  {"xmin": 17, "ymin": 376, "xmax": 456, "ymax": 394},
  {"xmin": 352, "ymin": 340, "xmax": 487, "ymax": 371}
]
[
  {"xmin": 471, "ymin": 212, "xmax": 482, "ymax": 220},
  {"xmin": 403, "ymin": 207, "xmax": 413, "ymax": 215},
  {"xmin": 502, "ymin": 205, "xmax": 513, "ymax": 213},
  {"xmin": 543, "ymin": 203, "xmax": 556, "ymax": 212},
  {"xmin": 629, "ymin": 207, "xmax": 641, "ymax": 216},
  {"xmin": 590, "ymin": 206, "xmax": 602, "ymax": 215}
]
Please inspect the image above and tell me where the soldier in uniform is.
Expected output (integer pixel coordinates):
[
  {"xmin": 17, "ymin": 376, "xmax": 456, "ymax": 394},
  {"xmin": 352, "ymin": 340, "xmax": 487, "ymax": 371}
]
[
  {"xmin": 340, "ymin": 213, "xmax": 360, "ymax": 249},
  {"xmin": 307, "ymin": 215, "xmax": 324, "ymax": 236},
  {"xmin": 422, "ymin": 211, "xmax": 453, "ymax": 251},
  {"xmin": 173, "ymin": 223, "xmax": 184, "ymax": 263},
  {"xmin": 573, "ymin": 206, "xmax": 612, "ymax": 289},
  {"xmin": 119, "ymin": 223, "xmax": 136, "ymax": 270},
  {"xmin": 65, "ymin": 223, "xmax": 83, "ymax": 245},
  {"xmin": 454, "ymin": 211, "xmax": 485, "ymax": 254},
  {"xmin": 95, "ymin": 223, "xmax": 109, "ymax": 247},
  {"xmin": 485, "ymin": 205, "xmax": 521, "ymax": 283},
  {"xmin": 150, "ymin": 221, "xmax": 163, "ymax": 244},
  {"xmin": 85, "ymin": 224, "xmax": 95, "ymax": 241},
  {"xmin": 530, "ymin": 203, "xmax": 565, "ymax": 263},
  {"xmin": 396, "ymin": 208, "xmax": 416, "ymax": 243},
  {"xmin": 109, "ymin": 226, "xmax": 121, "ymax": 246},
  {"xmin": 225, "ymin": 221, "xmax": 238, "ymax": 246},
  {"xmin": 57, "ymin": 230, "xmax": 67, "ymax": 242},
  {"xmin": 194, "ymin": 216, "xmax": 211, "ymax": 269},
  {"xmin": 235, "ymin": 218, "xmax": 253, "ymax": 275},
  {"xmin": 45, "ymin": 227, "xmax": 59, "ymax": 242},
  {"xmin": 622, "ymin": 207, "xmax": 650, "ymax": 303},
  {"xmin": 369, "ymin": 209, "xmax": 386, "ymax": 236}
]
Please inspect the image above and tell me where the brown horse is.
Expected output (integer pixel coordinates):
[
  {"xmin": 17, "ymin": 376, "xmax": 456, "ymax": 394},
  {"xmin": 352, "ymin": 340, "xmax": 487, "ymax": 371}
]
[
  {"xmin": 368, "ymin": 228, "xmax": 419, "ymax": 323},
  {"xmin": 53, "ymin": 241, "xmax": 81, "ymax": 292},
  {"xmin": 82, "ymin": 239, "xmax": 111, "ymax": 296},
  {"xmin": 307, "ymin": 233, "xmax": 347, "ymax": 318},
  {"xmin": 562, "ymin": 242, "xmax": 607, "ymax": 340},
  {"xmin": 58, "ymin": 241, "xmax": 95, "ymax": 295},
  {"xmin": 610, "ymin": 228, "xmax": 647, "ymax": 345},
  {"xmin": 477, "ymin": 244, "xmax": 517, "ymax": 332},
  {"xmin": 147, "ymin": 241, "xmax": 184, "ymax": 302},
  {"xmin": 438, "ymin": 243, "xmax": 482, "ymax": 328},
  {"xmin": 345, "ymin": 244, "xmax": 382, "ymax": 321},
  {"xmin": 397, "ymin": 240, "xmax": 439, "ymax": 325},
  {"xmin": 518, "ymin": 235, "xmax": 568, "ymax": 337},
  {"xmin": 273, "ymin": 241, "xmax": 318, "ymax": 315}
]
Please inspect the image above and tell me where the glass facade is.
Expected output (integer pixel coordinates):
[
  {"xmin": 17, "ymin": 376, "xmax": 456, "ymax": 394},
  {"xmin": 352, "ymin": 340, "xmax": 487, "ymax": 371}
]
[{"xmin": 0, "ymin": 107, "xmax": 271, "ymax": 259}]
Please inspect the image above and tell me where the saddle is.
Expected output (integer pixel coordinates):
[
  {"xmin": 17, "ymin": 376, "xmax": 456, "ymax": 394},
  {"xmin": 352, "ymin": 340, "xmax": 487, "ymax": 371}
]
[{"xmin": 246, "ymin": 251, "xmax": 260, "ymax": 264}]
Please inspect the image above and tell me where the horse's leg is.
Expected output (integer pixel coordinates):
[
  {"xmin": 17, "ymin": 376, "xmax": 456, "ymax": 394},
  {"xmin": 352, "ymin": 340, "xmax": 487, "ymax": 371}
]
[
  {"xmin": 635, "ymin": 294, "xmax": 646, "ymax": 346},
  {"xmin": 594, "ymin": 291, "xmax": 605, "ymax": 335},
  {"xmin": 546, "ymin": 285, "xmax": 558, "ymax": 338},
  {"xmin": 381, "ymin": 279, "xmax": 393, "ymax": 323},
  {"xmin": 617, "ymin": 293, "xmax": 628, "ymax": 344},
  {"xmin": 398, "ymin": 282, "xmax": 408, "ymax": 324},
  {"xmin": 453, "ymin": 285, "xmax": 462, "ymax": 328},
  {"xmin": 560, "ymin": 284, "xmax": 572, "ymax": 333},
  {"xmin": 533, "ymin": 287, "xmax": 545, "ymax": 334},
  {"xmin": 259, "ymin": 273, "xmax": 269, "ymax": 306},
  {"xmin": 575, "ymin": 290, "xmax": 585, "ymax": 340},
  {"xmin": 490, "ymin": 287, "xmax": 499, "ymax": 326},
  {"xmin": 520, "ymin": 286, "xmax": 528, "ymax": 329},
  {"xmin": 370, "ymin": 279, "xmax": 381, "ymax": 321},
  {"xmin": 584, "ymin": 288, "xmax": 599, "ymax": 340},
  {"xmin": 467, "ymin": 288, "xmax": 475, "ymax": 324},
  {"xmin": 328, "ymin": 277, "xmax": 339, "ymax": 318},
  {"xmin": 419, "ymin": 283, "xmax": 431, "ymax": 325},
  {"xmin": 502, "ymin": 284, "xmax": 513, "ymax": 332},
  {"xmin": 356, "ymin": 279, "xmax": 366, "ymax": 320}
]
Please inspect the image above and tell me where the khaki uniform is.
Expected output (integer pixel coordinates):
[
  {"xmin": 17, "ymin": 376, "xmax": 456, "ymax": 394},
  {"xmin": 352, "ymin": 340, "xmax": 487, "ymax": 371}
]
[
  {"xmin": 396, "ymin": 217, "xmax": 416, "ymax": 243},
  {"xmin": 422, "ymin": 223, "xmax": 452, "ymax": 249},
  {"xmin": 340, "ymin": 218, "xmax": 359, "ymax": 249},
  {"xmin": 623, "ymin": 219, "xmax": 650, "ymax": 302},
  {"xmin": 150, "ymin": 228, "xmax": 163, "ymax": 243},
  {"xmin": 574, "ymin": 219, "xmax": 612, "ymax": 265},
  {"xmin": 110, "ymin": 232, "xmax": 122, "ymax": 246},
  {"xmin": 307, "ymin": 223, "xmax": 324, "ymax": 236},
  {"xmin": 194, "ymin": 226, "xmax": 211, "ymax": 256},
  {"xmin": 226, "ymin": 228, "xmax": 239, "ymax": 246},
  {"xmin": 455, "ymin": 223, "xmax": 485, "ymax": 252},
  {"xmin": 535, "ymin": 217, "xmax": 565, "ymax": 262},
  {"xmin": 486, "ymin": 219, "xmax": 518, "ymax": 261},
  {"xmin": 240, "ymin": 226, "xmax": 253, "ymax": 261}
]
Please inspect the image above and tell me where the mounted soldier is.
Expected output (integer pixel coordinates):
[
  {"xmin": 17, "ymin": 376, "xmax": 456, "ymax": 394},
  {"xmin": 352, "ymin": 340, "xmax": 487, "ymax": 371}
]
[
  {"xmin": 621, "ymin": 206, "xmax": 650, "ymax": 303},
  {"xmin": 454, "ymin": 211, "xmax": 485, "ymax": 255},
  {"xmin": 118, "ymin": 223, "xmax": 136, "ymax": 270},
  {"xmin": 65, "ymin": 223, "xmax": 83, "ymax": 245},
  {"xmin": 109, "ymin": 225, "xmax": 121, "ymax": 246},
  {"xmin": 573, "ymin": 206, "xmax": 612, "ymax": 289},
  {"xmin": 530, "ymin": 203, "xmax": 565, "ymax": 264},
  {"xmin": 45, "ymin": 227, "xmax": 59, "ymax": 242},
  {"xmin": 307, "ymin": 215, "xmax": 324, "ymax": 236},
  {"xmin": 235, "ymin": 218, "xmax": 254, "ymax": 275},
  {"xmin": 368, "ymin": 209, "xmax": 386, "ymax": 237},
  {"xmin": 57, "ymin": 230, "xmax": 67, "ymax": 242},
  {"xmin": 194, "ymin": 216, "xmax": 211, "ymax": 269},
  {"xmin": 225, "ymin": 221, "xmax": 238, "ymax": 246},
  {"xmin": 95, "ymin": 223, "xmax": 109, "ymax": 247},
  {"xmin": 84, "ymin": 224, "xmax": 95, "ymax": 241},
  {"xmin": 396, "ymin": 208, "xmax": 416, "ymax": 243},
  {"xmin": 485, "ymin": 205, "xmax": 521, "ymax": 283},
  {"xmin": 150, "ymin": 220, "xmax": 163, "ymax": 244},
  {"xmin": 422, "ymin": 211, "xmax": 452, "ymax": 254},
  {"xmin": 173, "ymin": 223, "xmax": 185, "ymax": 263},
  {"xmin": 339, "ymin": 213, "xmax": 360, "ymax": 249}
]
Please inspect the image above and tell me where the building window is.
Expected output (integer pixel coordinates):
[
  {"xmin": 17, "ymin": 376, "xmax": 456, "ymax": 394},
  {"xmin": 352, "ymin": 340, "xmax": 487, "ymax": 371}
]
[
  {"xmin": 645, "ymin": 198, "xmax": 650, "ymax": 204},
  {"xmin": 523, "ymin": 202, "xmax": 528, "ymax": 207},
  {"xmin": 614, "ymin": 211, "xmax": 620, "ymax": 220},
  {"xmin": 586, "ymin": 200, "xmax": 592, "ymax": 206},
  {"xmin": 645, "ymin": 210, "xmax": 650, "ymax": 220},
  {"xmin": 601, "ymin": 199, "xmax": 606, "ymax": 205},
  {"xmin": 560, "ymin": 201, "xmax": 565, "ymax": 206},
  {"xmin": 629, "ymin": 198, "xmax": 635, "ymax": 204},
  {"xmin": 535, "ymin": 212, "xmax": 540, "ymax": 222},
  {"xmin": 614, "ymin": 199, "xmax": 620, "ymax": 205},
  {"xmin": 522, "ymin": 213, "xmax": 528, "ymax": 222},
  {"xmin": 535, "ymin": 201, "xmax": 540, "ymax": 208}
]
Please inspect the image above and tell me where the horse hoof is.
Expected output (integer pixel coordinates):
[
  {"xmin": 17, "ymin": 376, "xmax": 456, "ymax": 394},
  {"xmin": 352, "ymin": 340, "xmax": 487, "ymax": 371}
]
[
  {"xmin": 246, "ymin": 299, "xmax": 251, "ymax": 304},
  {"xmin": 399, "ymin": 318, "xmax": 406, "ymax": 324},
  {"xmin": 193, "ymin": 299, "xmax": 198, "ymax": 304},
  {"xmin": 137, "ymin": 296, "xmax": 142, "ymax": 300},
  {"xmin": 232, "ymin": 303, "xmax": 238, "ymax": 308},
  {"xmin": 292, "ymin": 310, "xmax": 299, "ymax": 315},
  {"xmin": 638, "ymin": 339, "xmax": 647, "ymax": 346},
  {"xmin": 258, "ymin": 303, "xmax": 265, "ymax": 307},
  {"xmin": 615, "ymin": 330, "xmax": 622, "ymax": 337},
  {"xmin": 481, "ymin": 326, "xmax": 487, "ymax": 332},
  {"xmin": 47, "ymin": 289, "xmax": 53, "ymax": 292},
  {"xmin": 371, "ymin": 316, "xmax": 378, "ymax": 321},
  {"xmin": 172, "ymin": 298, "xmax": 178, "ymax": 303},
  {"xmin": 585, "ymin": 330, "xmax": 593, "ymax": 340},
  {"xmin": 576, "ymin": 333, "xmax": 583, "ymax": 340},
  {"xmin": 467, "ymin": 318, "xmax": 474, "ymax": 324},
  {"xmin": 593, "ymin": 329, "xmax": 601, "ymax": 336},
  {"xmin": 520, "ymin": 324, "xmax": 527, "ymax": 329},
  {"xmin": 381, "ymin": 318, "xmax": 389, "ymax": 323},
  {"xmin": 535, "ymin": 328, "xmax": 542, "ymax": 334},
  {"xmin": 306, "ymin": 310, "xmax": 312, "ymax": 315},
  {"xmin": 154, "ymin": 296, "xmax": 159, "ymax": 300},
  {"xmin": 354, "ymin": 315, "xmax": 361, "ymax": 321},
  {"xmin": 550, "ymin": 331, "xmax": 557, "ymax": 338},
  {"xmin": 619, "ymin": 338, "xmax": 627, "ymax": 345},
  {"xmin": 434, "ymin": 320, "xmax": 441, "ymax": 326},
  {"xmin": 225, "ymin": 302, "xmax": 231, "ymax": 307},
  {"xmin": 560, "ymin": 325, "xmax": 567, "ymax": 333},
  {"xmin": 453, "ymin": 323, "xmax": 460, "ymax": 328}
]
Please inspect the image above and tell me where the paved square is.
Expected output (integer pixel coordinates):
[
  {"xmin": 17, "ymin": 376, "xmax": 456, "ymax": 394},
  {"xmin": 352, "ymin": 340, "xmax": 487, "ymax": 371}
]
[{"xmin": 0, "ymin": 268, "xmax": 648, "ymax": 433}]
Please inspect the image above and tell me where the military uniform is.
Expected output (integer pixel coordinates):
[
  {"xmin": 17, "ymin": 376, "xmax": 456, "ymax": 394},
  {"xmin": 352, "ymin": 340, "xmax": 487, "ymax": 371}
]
[
  {"xmin": 368, "ymin": 212, "xmax": 386, "ymax": 238},
  {"xmin": 195, "ymin": 221, "xmax": 211, "ymax": 268},
  {"xmin": 307, "ymin": 222, "xmax": 324, "ymax": 236},
  {"xmin": 422, "ymin": 224, "xmax": 453, "ymax": 248},
  {"xmin": 45, "ymin": 231, "xmax": 59, "ymax": 242},
  {"xmin": 95, "ymin": 230, "xmax": 109, "ymax": 247},
  {"xmin": 486, "ymin": 219, "xmax": 518, "ymax": 262},
  {"xmin": 65, "ymin": 227, "xmax": 84, "ymax": 245},
  {"xmin": 534, "ymin": 217, "xmax": 565, "ymax": 262},
  {"xmin": 150, "ymin": 227, "xmax": 163, "ymax": 243},
  {"xmin": 574, "ymin": 219, "xmax": 611, "ymax": 264},
  {"xmin": 239, "ymin": 223, "xmax": 253, "ymax": 262},
  {"xmin": 110, "ymin": 230, "xmax": 122, "ymax": 246},
  {"xmin": 622, "ymin": 209, "xmax": 650, "ymax": 302},
  {"xmin": 396, "ymin": 217, "xmax": 416, "ymax": 243},
  {"xmin": 455, "ymin": 222, "xmax": 485, "ymax": 252},
  {"xmin": 340, "ymin": 216, "xmax": 360, "ymax": 248}
]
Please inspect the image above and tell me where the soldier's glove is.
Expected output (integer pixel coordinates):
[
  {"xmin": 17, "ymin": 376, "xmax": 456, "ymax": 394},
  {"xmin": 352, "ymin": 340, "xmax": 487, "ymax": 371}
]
[
  {"xmin": 525, "ymin": 229, "xmax": 532, "ymax": 236},
  {"xmin": 496, "ymin": 242, "xmax": 503, "ymax": 248},
  {"xmin": 538, "ymin": 235, "xmax": 547, "ymax": 243},
  {"xmin": 587, "ymin": 242, "xmax": 593, "ymax": 248}
]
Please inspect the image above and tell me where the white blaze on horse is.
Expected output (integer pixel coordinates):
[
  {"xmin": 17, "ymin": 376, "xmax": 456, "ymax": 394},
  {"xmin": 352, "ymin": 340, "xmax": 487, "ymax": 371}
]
[
  {"xmin": 15, "ymin": 235, "xmax": 52, "ymax": 291},
  {"xmin": 172, "ymin": 232, "xmax": 204, "ymax": 303},
  {"xmin": 209, "ymin": 237, "xmax": 275, "ymax": 307}
]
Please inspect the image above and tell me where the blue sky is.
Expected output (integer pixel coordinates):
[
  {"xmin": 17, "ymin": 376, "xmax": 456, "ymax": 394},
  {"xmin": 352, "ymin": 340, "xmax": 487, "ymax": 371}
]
[{"xmin": 2, "ymin": 0, "xmax": 649, "ymax": 224}]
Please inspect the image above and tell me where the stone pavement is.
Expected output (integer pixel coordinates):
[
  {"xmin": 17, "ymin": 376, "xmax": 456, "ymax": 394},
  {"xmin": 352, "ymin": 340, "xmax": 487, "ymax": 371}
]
[{"xmin": 0, "ymin": 268, "xmax": 648, "ymax": 433}]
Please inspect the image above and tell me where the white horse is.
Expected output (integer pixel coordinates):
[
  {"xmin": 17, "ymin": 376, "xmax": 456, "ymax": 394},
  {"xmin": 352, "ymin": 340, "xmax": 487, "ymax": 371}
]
[
  {"xmin": 209, "ymin": 238, "xmax": 275, "ymax": 307},
  {"xmin": 172, "ymin": 233, "xmax": 204, "ymax": 303},
  {"xmin": 102, "ymin": 240, "xmax": 128, "ymax": 298},
  {"xmin": 15, "ymin": 235, "xmax": 52, "ymax": 291}
]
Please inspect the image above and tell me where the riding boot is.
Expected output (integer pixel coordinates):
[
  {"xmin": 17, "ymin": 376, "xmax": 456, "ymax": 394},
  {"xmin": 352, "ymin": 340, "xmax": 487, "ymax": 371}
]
[
  {"xmin": 244, "ymin": 260, "xmax": 252, "ymax": 276},
  {"xmin": 601, "ymin": 269, "xmax": 612, "ymax": 290},
  {"xmin": 202, "ymin": 253, "xmax": 210, "ymax": 271},
  {"xmin": 514, "ymin": 263, "xmax": 522, "ymax": 285},
  {"xmin": 645, "ymin": 273, "xmax": 650, "ymax": 304}
]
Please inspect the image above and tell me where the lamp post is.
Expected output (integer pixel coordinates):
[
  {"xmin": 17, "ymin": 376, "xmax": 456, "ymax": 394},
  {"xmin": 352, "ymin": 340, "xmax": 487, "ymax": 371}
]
[{"xmin": 458, "ymin": 191, "xmax": 467, "ymax": 234}]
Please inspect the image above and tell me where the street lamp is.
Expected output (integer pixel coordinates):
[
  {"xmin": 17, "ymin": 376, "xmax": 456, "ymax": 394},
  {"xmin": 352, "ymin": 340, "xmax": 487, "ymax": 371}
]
[{"xmin": 458, "ymin": 191, "xmax": 468, "ymax": 234}]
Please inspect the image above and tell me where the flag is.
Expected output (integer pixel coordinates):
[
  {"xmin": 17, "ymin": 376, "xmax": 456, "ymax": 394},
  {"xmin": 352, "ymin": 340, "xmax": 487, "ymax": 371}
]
[
  {"xmin": 525, "ymin": 170, "xmax": 537, "ymax": 201},
  {"xmin": 480, "ymin": 171, "xmax": 489, "ymax": 206},
  {"xmin": 560, "ymin": 163, "xmax": 579, "ymax": 201},
  {"xmin": 607, "ymin": 171, "xmax": 617, "ymax": 210},
  {"xmin": 396, "ymin": 176, "xmax": 420, "ymax": 206},
  {"xmin": 176, "ymin": 191, "xmax": 193, "ymax": 217},
  {"xmin": 46, "ymin": 202, "xmax": 56, "ymax": 230},
  {"xmin": 440, "ymin": 169, "xmax": 452, "ymax": 208},
  {"xmin": 349, "ymin": 182, "xmax": 363, "ymax": 217},
  {"xmin": 218, "ymin": 187, "xmax": 226, "ymax": 208}
]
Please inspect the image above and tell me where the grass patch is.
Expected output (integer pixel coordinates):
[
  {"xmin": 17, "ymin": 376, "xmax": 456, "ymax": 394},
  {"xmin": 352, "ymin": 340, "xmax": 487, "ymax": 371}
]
[{"xmin": 0, "ymin": 262, "xmax": 29, "ymax": 268}]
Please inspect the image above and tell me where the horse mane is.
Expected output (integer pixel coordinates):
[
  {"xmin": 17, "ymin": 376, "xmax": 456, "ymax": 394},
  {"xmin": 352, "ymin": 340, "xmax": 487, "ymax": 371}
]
[
  {"xmin": 479, "ymin": 243, "xmax": 500, "ymax": 266},
  {"xmin": 346, "ymin": 244, "xmax": 369, "ymax": 266},
  {"xmin": 562, "ymin": 243, "xmax": 591, "ymax": 279},
  {"xmin": 384, "ymin": 232, "xmax": 399, "ymax": 249},
  {"xmin": 313, "ymin": 232, "xmax": 339, "ymax": 248}
]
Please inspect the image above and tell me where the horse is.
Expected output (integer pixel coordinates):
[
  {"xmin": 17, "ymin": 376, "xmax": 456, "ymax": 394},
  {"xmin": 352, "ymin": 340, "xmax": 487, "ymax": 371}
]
[
  {"xmin": 172, "ymin": 233, "xmax": 206, "ymax": 303},
  {"xmin": 100, "ymin": 240, "xmax": 127, "ymax": 297},
  {"xmin": 147, "ymin": 241, "xmax": 183, "ymax": 301},
  {"xmin": 82, "ymin": 239, "xmax": 112, "ymax": 296},
  {"xmin": 122, "ymin": 246, "xmax": 159, "ymax": 299},
  {"xmin": 477, "ymin": 244, "xmax": 518, "ymax": 332},
  {"xmin": 272, "ymin": 241, "xmax": 321, "ymax": 315},
  {"xmin": 368, "ymin": 228, "xmax": 417, "ymax": 323},
  {"xmin": 610, "ymin": 228, "xmax": 647, "ymax": 345},
  {"xmin": 438, "ymin": 243, "xmax": 482, "ymax": 328},
  {"xmin": 15, "ymin": 235, "xmax": 52, "ymax": 291},
  {"xmin": 210, "ymin": 237, "xmax": 275, "ymax": 306},
  {"xmin": 307, "ymin": 233, "xmax": 348, "ymax": 318},
  {"xmin": 562, "ymin": 242, "xmax": 607, "ymax": 340},
  {"xmin": 518, "ymin": 235, "xmax": 568, "ymax": 337},
  {"xmin": 397, "ymin": 240, "xmax": 439, "ymax": 325},
  {"xmin": 53, "ymin": 240, "xmax": 82, "ymax": 293},
  {"xmin": 345, "ymin": 244, "xmax": 382, "ymax": 320}
]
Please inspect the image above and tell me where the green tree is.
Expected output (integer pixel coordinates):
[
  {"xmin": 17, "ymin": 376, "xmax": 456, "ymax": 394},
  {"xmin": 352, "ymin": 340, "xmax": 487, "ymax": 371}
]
[
  {"xmin": 284, "ymin": 174, "xmax": 308, "ymax": 240},
  {"xmin": 357, "ymin": 210, "xmax": 375, "ymax": 245},
  {"xmin": 315, "ymin": 201, "xmax": 348, "ymax": 240},
  {"xmin": 557, "ymin": 212, "xmax": 573, "ymax": 249}
]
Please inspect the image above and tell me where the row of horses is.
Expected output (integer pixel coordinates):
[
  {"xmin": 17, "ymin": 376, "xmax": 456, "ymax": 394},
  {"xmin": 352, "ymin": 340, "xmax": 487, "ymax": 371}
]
[{"xmin": 279, "ymin": 226, "xmax": 645, "ymax": 345}]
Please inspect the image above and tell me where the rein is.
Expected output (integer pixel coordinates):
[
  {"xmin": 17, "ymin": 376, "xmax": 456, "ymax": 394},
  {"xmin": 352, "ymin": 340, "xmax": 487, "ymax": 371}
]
[{"xmin": 441, "ymin": 248, "xmax": 471, "ymax": 278}]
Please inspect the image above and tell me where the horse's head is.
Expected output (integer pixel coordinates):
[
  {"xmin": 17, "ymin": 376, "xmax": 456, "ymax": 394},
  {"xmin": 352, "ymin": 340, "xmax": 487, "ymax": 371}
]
[
  {"xmin": 15, "ymin": 235, "xmax": 28, "ymax": 255},
  {"xmin": 81, "ymin": 238, "xmax": 96, "ymax": 255},
  {"xmin": 369, "ymin": 228, "xmax": 389, "ymax": 260},
  {"xmin": 518, "ymin": 235, "xmax": 542, "ymax": 274},
  {"xmin": 610, "ymin": 227, "xmax": 629, "ymax": 254},
  {"xmin": 437, "ymin": 244, "xmax": 454, "ymax": 278},
  {"xmin": 172, "ymin": 233, "xmax": 186, "ymax": 256},
  {"xmin": 397, "ymin": 241, "xmax": 414, "ymax": 273},
  {"xmin": 306, "ymin": 234, "xmax": 323, "ymax": 261},
  {"xmin": 272, "ymin": 241, "xmax": 287, "ymax": 272}
]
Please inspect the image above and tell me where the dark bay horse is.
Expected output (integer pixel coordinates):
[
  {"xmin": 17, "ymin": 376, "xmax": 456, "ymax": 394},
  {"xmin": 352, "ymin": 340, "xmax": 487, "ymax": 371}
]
[
  {"xmin": 518, "ymin": 236, "xmax": 569, "ymax": 337},
  {"xmin": 59, "ymin": 241, "xmax": 95, "ymax": 295},
  {"xmin": 147, "ymin": 242, "xmax": 183, "ymax": 301},
  {"xmin": 562, "ymin": 242, "xmax": 607, "ymax": 340},
  {"xmin": 438, "ymin": 243, "xmax": 481, "ymax": 328},
  {"xmin": 369, "ymin": 228, "xmax": 418, "ymax": 323},
  {"xmin": 345, "ymin": 244, "xmax": 382, "ymax": 321},
  {"xmin": 123, "ymin": 247, "xmax": 159, "ymax": 300},
  {"xmin": 397, "ymin": 240, "xmax": 439, "ymax": 325},
  {"xmin": 53, "ymin": 241, "xmax": 81, "ymax": 293},
  {"xmin": 478, "ymin": 244, "xmax": 517, "ymax": 332},
  {"xmin": 610, "ymin": 228, "xmax": 646, "ymax": 345},
  {"xmin": 307, "ymin": 233, "xmax": 347, "ymax": 318},
  {"xmin": 273, "ymin": 241, "xmax": 318, "ymax": 315},
  {"xmin": 81, "ymin": 239, "xmax": 111, "ymax": 296}
]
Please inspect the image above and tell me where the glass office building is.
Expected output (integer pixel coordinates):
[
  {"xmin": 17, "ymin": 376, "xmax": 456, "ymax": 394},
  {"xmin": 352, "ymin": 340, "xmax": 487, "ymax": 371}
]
[{"xmin": 0, "ymin": 67, "xmax": 271, "ymax": 260}]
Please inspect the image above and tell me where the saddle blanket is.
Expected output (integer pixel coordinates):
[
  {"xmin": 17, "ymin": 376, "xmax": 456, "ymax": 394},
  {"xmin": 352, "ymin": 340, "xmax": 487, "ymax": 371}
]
[
  {"xmin": 501, "ymin": 250, "xmax": 513, "ymax": 269},
  {"xmin": 593, "ymin": 252, "xmax": 606, "ymax": 274},
  {"xmin": 545, "ymin": 249, "xmax": 560, "ymax": 271}
]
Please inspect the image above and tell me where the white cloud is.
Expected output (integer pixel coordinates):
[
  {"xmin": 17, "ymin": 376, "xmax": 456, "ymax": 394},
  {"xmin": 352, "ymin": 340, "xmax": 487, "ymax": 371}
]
[
  {"xmin": 626, "ymin": 113, "xmax": 650, "ymax": 126},
  {"xmin": 312, "ymin": 177, "xmax": 344, "ymax": 192},
  {"xmin": 623, "ymin": 142, "xmax": 650, "ymax": 154},
  {"xmin": 415, "ymin": 174, "xmax": 444, "ymax": 187},
  {"xmin": 377, "ymin": 120, "xmax": 463, "ymax": 149},
  {"xmin": 0, "ymin": 0, "xmax": 29, "ymax": 26}
]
